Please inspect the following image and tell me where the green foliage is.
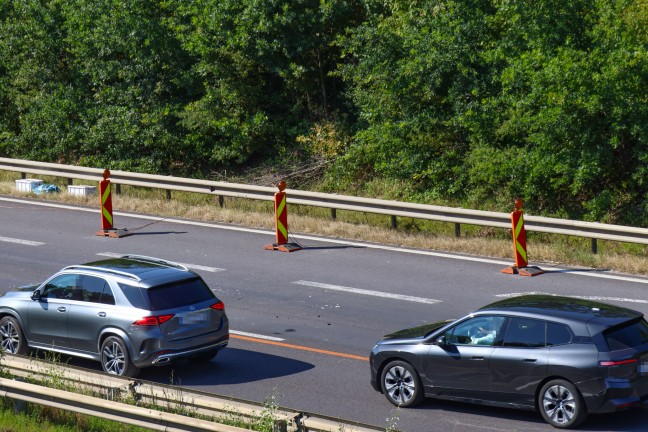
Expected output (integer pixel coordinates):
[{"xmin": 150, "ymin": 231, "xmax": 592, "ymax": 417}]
[
  {"xmin": 0, "ymin": 0, "xmax": 645, "ymax": 224},
  {"xmin": 337, "ymin": 0, "xmax": 647, "ymax": 224}
]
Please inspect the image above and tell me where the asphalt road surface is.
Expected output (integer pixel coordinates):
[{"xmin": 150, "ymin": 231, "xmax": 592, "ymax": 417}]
[{"xmin": 1, "ymin": 196, "xmax": 647, "ymax": 431}]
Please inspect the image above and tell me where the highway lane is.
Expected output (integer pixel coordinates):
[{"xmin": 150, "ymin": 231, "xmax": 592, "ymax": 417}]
[{"xmin": 1, "ymin": 196, "xmax": 647, "ymax": 431}]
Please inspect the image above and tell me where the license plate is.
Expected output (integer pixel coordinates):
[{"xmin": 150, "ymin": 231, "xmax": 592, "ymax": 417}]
[
  {"xmin": 179, "ymin": 310, "xmax": 209, "ymax": 325},
  {"xmin": 639, "ymin": 361, "xmax": 648, "ymax": 374}
]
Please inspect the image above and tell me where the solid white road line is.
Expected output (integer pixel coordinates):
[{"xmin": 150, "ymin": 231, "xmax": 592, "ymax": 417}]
[
  {"xmin": 0, "ymin": 236, "xmax": 45, "ymax": 246},
  {"xmin": 496, "ymin": 292, "xmax": 648, "ymax": 305},
  {"xmin": 96, "ymin": 252, "xmax": 225, "ymax": 273},
  {"xmin": 293, "ymin": 280, "xmax": 442, "ymax": 304},
  {"xmin": 3, "ymin": 197, "xmax": 648, "ymax": 286}
]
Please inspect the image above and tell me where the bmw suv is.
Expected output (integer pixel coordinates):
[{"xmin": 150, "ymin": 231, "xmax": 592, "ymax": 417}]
[
  {"xmin": 0, "ymin": 255, "xmax": 229, "ymax": 377},
  {"xmin": 370, "ymin": 295, "xmax": 648, "ymax": 428}
]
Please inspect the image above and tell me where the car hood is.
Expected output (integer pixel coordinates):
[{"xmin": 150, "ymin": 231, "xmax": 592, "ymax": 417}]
[
  {"xmin": 380, "ymin": 319, "xmax": 454, "ymax": 343},
  {"xmin": 1, "ymin": 284, "xmax": 38, "ymax": 298}
]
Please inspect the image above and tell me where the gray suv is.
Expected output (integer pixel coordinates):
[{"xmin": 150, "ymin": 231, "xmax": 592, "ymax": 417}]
[
  {"xmin": 0, "ymin": 255, "xmax": 229, "ymax": 377},
  {"xmin": 370, "ymin": 295, "xmax": 648, "ymax": 428}
]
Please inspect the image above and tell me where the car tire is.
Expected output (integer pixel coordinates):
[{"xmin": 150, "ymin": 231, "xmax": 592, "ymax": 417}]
[
  {"xmin": 539, "ymin": 379, "xmax": 587, "ymax": 429},
  {"xmin": 190, "ymin": 348, "xmax": 219, "ymax": 363},
  {"xmin": 101, "ymin": 336, "xmax": 140, "ymax": 377},
  {"xmin": 381, "ymin": 360, "xmax": 424, "ymax": 407},
  {"xmin": 0, "ymin": 316, "xmax": 28, "ymax": 355}
]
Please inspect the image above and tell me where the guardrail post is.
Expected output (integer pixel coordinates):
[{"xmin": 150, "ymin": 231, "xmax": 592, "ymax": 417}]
[
  {"xmin": 67, "ymin": 178, "xmax": 73, "ymax": 186},
  {"xmin": 273, "ymin": 419, "xmax": 287, "ymax": 432},
  {"xmin": 592, "ymin": 238, "xmax": 598, "ymax": 254},
  {"xmin": 331, "ymin": 208, "xmax": 336, "ymax": 221},
  {"xmin": 217, "ymin": 195, "xmax": 224, "ymax": 208},
  {"xmin": 12, "ymin": 378, "xmax": 27, "ymax": 414},
  {"xmin": 391, "ymin": 215, "xmax": 397, "ymax": 229},
  {"xmin": 455, "ymin": 223, "xmax": 461, "ymax": 237},
  {"xmin": 20, "ymin": 172, "xmax": 26, "ymax": 179},
  {"xmin": 115, "ymin": 184, "xmax": 121, "ymax": 195},
  {"xmin": 166, "ymin": 190, "xmax": 171, "ymax": 200}
]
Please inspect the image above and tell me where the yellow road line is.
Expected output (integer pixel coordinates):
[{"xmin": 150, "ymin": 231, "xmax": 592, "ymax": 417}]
[{"xmin": 230, "ymin": 334, "xmax": 368, "ymax": 361}]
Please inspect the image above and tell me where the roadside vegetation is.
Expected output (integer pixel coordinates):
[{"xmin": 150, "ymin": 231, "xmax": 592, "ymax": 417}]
[
  {"xmin": 0, "ymin": 351, "xmax": 291, "ymax": 432},
  {"xmin": 1, "ymin": 0, "xmax": 646, "ymax": 229}
]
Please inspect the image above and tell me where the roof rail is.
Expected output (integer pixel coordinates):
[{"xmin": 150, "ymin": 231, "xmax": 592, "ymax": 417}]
[
  {"xmin": 119, "ymin": 254, "xmax": 189, "ymax": 271},
  {"xmin": 61, "ymin": 265, "xmax": 142, "ymax": 281}
]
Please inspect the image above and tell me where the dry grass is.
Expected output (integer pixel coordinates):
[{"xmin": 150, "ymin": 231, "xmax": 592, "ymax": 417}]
[{"xmin": 2, "ymin": 174, "xmax": 648, "ymax": 277}]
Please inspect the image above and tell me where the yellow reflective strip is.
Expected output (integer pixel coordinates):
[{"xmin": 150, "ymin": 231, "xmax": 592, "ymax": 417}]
[
  {"xmin": 514, "ymin": 214, "xmax": 524, "ymax": 238},
  {"xmin": 277, "ymin": 221, "xmax": 288, "ymax": 239},
  {"xmin": 516, "ymin": 241, "xmax": 527, "ymax": 262},
  {"xmin": 102, "ymin": 207, "xmax": 113, "ymax": 225},
  {"xmin": 277, "ymin": 194, "xmax": 286, "ymax": 215},
  {"xmin": 102, "ymin": 183, "xmax": 111, "ymax": 204}
]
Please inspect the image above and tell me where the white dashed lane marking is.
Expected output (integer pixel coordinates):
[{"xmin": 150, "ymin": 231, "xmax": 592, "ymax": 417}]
[
  {"xmin": 0, "ymin": 236, "xmax": 45, "ymax": 246},
  {"xmin": 292, "ymin": 280, "xmax": 442, "ymax": 305}
]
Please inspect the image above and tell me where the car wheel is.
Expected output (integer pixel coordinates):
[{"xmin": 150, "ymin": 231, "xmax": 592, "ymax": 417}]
[
  {"xmin": 190, "ymin": 348, "xmax": 219, "ymax": 363},
  {"xmin": 381, "ymin": 360, "xmax": 424, "ymax": 407},
  {"xmin": 101, "ymin": 336, "xmax": 140, "ymax": 377},
  {"xmin": 0, "ymin": 316, "xmax": 28, "ymax": 355},
  {"xmin": 539, "ymin": 379, "xmax": 587, "ymax": 429}
]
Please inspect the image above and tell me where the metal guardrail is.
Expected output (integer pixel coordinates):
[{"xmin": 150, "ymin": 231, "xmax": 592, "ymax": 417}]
[
  {"xmin": 0, "ymin": 355, "xmax": 385, "ymax": 432},
  {"xmin": 2, "ymin": 157, "xmax": 648, "ymax": 248}
]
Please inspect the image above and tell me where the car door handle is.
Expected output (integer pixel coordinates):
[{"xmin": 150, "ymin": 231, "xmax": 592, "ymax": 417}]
[
  {"xmin": 57, "ymin": 306, "xmax": 67, "ymax": 312},
  {"xmin": 523, "ymin": 358, "xmax": 537, "ymax": 363},
  {"xmin": 97, "ymin": 312, "xmax": 106, "ymax": 317},
  {"xmin": 471, "ymin": 356, "xmax": 484, "ymax": 360}
]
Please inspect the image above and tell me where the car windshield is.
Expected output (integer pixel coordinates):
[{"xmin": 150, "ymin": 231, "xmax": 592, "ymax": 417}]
[{"xmin": 146, "ymin": 277, "xmax": 215, "ymax": 311}]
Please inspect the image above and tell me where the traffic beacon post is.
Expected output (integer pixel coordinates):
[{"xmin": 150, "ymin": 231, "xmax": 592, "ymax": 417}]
[
  {"xmin": 264, "ymin": 180, "xmax": 301, "ymax": 252},
  {"xmin": 96, "ymin": 169, "xmax": 130, "ymax": 238},
  {"xmin": 501, "ymin": 198, "xmax": 543, "ymax": 276}
]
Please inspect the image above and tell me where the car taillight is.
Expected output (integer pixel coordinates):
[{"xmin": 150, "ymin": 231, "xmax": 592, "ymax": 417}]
[
  {"xmin": 599, "ymin": 359, "xmax": 638, "ymax": 367},
  {"xmin": 210, "ymin": 301, "xmax": 225, "ymax": 310},
  {"xmin": 133, "ymin": 314, "xmax": 174, "ymax": 326}
]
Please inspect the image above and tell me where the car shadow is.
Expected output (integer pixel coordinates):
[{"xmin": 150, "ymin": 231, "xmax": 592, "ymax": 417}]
[
  {"xmin": 44, "ymin": 347, "xmax": 313, "ymax": 386},
  {"xmin": 412, "ymin": 398, "xmax": 647, "ymax": 431},
  {"xmin": 138, "ymin": 348, "xmax": 314, "ymax": 385}
]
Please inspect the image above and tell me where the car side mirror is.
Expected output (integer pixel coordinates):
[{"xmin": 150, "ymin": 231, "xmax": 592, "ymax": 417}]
[
  {"xmin": 436, "ymin": 335, "xmax": 448, "ymax": 346},
  {"xmin": 31, "ymin": 290, "xmax": 42, "ymax": 301}
]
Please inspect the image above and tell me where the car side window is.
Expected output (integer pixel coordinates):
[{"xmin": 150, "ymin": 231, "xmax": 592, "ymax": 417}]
[
  {"xmin": 42, "ymin": 274, "xmax": 80, "ymax": 299},
  {"xmin": 81, "ymin": 275, "xmax": 115, "ymax": 305},
  {"xmin": 546, "ymin": 322, "xmax": 572, "ymax": 346},
  {"xmin": 444, "ymin": 316, "xmax": 505, "ymax": 346},
  {"xmin": 502, "ymin": 317, "xmax": 547, "ymax": 348}
]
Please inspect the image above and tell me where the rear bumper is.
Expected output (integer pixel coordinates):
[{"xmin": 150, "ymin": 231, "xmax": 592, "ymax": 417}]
[
  {"xmin": 134, "ymin": 334, "xmax": 229, "ymax": 367},
  {"xmin": 582, "ymin": 377, "xmax": 648, "ymax": 414},
  {"xmin": 150, "ymin": 340, "xmax": 228, "ymax": 365}
]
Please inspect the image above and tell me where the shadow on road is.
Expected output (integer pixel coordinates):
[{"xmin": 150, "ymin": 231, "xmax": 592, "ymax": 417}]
[
  {"xmin": 404, "ymin": 398, "xmax": 647, "ymax": 432},
  {"xmin": 137, "ymin": 347, "xmax": 314, "ymax": 386}
]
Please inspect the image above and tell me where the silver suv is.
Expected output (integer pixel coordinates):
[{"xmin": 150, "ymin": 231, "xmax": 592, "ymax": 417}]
[{"xmin": 0, "ymin": 255, "xmax": 229, "ymax": 377}]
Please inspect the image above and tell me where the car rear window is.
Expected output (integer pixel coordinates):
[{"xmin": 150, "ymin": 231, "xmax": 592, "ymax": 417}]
[
  {"xmin": 146, "ymin": 277, "xmax": 215, "ymax": 311},
  {"xmin": 604, "ymin": 318, "xmax": 648, "ymax": 350}
]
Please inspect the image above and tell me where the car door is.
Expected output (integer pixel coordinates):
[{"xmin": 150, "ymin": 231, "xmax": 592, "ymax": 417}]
[
  {"xmin": 27, "ymin": 274, "xmax": 78, "ymax": 347},
  {"xmin": 424, "ymin": 316, "xmax": 505, "ymax": 398},
  {"xmin": 489, "ymin": 317, "xmax": 551, "ymax": 407},
  {"xmin": 66, "ymin": 275, "xmax": 115, "ymax": 354}
]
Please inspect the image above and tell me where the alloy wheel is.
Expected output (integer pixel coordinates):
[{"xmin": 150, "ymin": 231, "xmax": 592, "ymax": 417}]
[{"xmin": 384, "ymin": 364, "xmax": 417, "ymax": 405}]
